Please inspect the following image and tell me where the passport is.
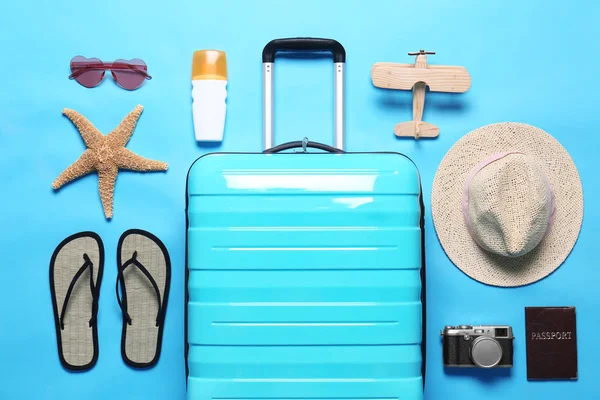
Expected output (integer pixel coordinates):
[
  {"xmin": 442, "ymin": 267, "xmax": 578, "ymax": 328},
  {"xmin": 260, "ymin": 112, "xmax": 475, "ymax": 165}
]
[{"xmin": 525, "ymin": 307, "xmax": 577, "ymax": 380}]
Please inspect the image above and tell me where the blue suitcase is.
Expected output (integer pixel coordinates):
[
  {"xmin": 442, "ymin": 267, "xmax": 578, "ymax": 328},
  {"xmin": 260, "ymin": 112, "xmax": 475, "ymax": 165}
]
[{"xmin": 186, "ymin": 38, "xmax": 426, "ymax": 400}]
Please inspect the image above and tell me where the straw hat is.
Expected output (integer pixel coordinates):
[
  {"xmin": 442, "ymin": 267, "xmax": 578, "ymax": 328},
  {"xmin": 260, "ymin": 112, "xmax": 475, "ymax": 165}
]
[{"xmin": 431, "ymin": 123, "xmax": 583, "ymax": 287}]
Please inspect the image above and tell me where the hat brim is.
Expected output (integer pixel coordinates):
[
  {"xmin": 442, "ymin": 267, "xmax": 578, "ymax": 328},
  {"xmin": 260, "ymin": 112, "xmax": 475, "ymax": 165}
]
[{"xmin": 431, "ymin": 123, "xmax": 583, "ymax": 287}]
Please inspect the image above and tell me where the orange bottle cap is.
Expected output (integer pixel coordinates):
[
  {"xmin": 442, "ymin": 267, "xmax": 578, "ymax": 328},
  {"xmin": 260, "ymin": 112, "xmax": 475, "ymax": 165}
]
[{"xmin": 192, "ymin": 50, "xmax": 227, "ymax": 81}]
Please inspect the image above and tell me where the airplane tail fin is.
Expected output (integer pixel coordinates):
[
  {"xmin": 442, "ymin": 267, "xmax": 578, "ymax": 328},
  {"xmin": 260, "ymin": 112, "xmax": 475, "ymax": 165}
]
[{"xmin": 394, "ymin": 121, "xmax": 440, "ymax": 139}]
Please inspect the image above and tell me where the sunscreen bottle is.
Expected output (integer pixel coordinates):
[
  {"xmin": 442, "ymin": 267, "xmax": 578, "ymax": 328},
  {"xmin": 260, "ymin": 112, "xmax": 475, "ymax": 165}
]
[{"xmin": 191, "ymin": 50, "xmax": 227, "ymax": 142}]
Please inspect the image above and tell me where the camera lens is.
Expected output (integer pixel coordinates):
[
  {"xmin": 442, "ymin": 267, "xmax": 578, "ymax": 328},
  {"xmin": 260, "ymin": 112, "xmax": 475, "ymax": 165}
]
[{"xmin": 470, "ymin": 336, "xmax": 503, "ymax": 368}]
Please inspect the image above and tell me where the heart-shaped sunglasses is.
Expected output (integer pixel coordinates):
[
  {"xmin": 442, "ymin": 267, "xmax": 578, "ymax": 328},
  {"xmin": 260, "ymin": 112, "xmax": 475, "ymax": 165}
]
[{"xmin": 69, "ymin": 56, "xmax": 152, "ymax": 90}]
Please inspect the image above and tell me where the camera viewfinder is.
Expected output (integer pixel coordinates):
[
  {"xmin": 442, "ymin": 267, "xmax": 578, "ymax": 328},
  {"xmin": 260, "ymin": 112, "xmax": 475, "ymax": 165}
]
[{"xmin": 495, "ymin": 328, "xmax": 508, "ymax": 337}]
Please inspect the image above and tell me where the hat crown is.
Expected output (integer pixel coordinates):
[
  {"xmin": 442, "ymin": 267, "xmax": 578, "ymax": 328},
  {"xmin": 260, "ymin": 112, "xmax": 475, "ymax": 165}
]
[{"xmin": 465, "ymin": 153, "xmax": 554, "ymax": 258}]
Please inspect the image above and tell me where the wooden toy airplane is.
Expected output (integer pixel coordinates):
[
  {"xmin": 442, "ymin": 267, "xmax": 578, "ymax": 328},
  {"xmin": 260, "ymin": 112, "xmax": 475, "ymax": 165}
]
[{"xmin": 371, "ymin": 50, "xmax": 471, "ymax": 139}]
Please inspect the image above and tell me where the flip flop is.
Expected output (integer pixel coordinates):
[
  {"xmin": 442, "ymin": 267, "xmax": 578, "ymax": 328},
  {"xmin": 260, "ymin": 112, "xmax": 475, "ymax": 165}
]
[
  {"xmin": 49, "ymin": 231, "xmax": 104, "ymax": 371},
  {"xmin": 116, "ymin": 229, "xmax": 171, "ymax": 368}
]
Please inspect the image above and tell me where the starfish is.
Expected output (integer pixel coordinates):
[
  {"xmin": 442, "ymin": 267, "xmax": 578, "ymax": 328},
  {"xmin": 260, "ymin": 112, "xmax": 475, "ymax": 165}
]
[{"xmin": 52, "ymin": 105, "xmax": 168, "ymax": 219}]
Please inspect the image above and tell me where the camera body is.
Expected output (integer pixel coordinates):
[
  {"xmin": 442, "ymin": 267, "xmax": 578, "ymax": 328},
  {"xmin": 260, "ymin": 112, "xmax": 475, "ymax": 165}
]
[{"xmin": 442, "ymin": 325, "xmax": 514, "ymax": 368}]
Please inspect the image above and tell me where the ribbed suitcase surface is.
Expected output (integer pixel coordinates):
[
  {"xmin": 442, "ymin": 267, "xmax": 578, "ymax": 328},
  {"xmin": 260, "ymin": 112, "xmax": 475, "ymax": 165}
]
[{"xmin": 186, "ymin": 152, "xmax": 424, "ymax": 400}]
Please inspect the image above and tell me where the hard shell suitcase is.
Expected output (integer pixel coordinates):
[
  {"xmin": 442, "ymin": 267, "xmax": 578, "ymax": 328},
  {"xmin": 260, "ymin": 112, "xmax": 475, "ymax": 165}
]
[{"xmin": 186, "ymin": 38, "xmax": 426, "ymax": 399}]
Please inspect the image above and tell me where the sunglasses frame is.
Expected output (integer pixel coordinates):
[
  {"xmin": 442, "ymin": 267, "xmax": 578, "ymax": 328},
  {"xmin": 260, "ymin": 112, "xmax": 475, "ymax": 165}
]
[{"xmin": 69, "ymin": 56, "xmax": 152, "ymax": 90}]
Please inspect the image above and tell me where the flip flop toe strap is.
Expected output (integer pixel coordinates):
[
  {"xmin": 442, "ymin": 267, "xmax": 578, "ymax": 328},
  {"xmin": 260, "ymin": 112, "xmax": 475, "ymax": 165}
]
[
  {"xmin": 59, "ymin": 254, "xmax": 98, "ymax": 330},
  {"xmin": 116, "ymin": 251, "xmax": 163, "ymax": 327}
]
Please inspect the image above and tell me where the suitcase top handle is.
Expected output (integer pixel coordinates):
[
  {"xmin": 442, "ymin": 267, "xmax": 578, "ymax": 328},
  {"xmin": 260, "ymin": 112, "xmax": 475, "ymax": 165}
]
[
  {"xmin": 262, "ymin": 37, "xmax": 346, "ymax": 151},
  {"xmin": 263, "ymin": 138, "xmax": 344, "ymax": 154}
]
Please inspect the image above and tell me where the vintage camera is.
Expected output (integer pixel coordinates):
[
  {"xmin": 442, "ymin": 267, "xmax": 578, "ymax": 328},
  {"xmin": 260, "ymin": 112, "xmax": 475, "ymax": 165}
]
[{"xmin": 441, "ymin": 325, "xmax": 514, "ymax": 368}]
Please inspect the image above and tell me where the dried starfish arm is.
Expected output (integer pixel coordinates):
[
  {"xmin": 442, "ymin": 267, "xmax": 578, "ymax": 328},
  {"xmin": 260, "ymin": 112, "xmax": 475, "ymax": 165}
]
[
  {"xmin": 52, "ymin": 150, "xmax": 97, "ymax": 190},
  {"xmin": 106, "ymin": 105, "xmax": 144, "ymax": 148},
  {"xmin": 97, "ymin": 165, "xmax": 118, "ymax": 219},
  {"xmin": 114, "ymin": 147, "xmax": 168, "ymax": 172},
  {"xmin": 63, "ymin": 109, "xmax": 104, "ymax": 150}
]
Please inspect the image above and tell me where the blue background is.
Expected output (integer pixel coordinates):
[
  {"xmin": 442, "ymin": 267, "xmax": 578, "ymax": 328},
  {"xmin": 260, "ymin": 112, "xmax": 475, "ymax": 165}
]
[{"xmin": 0, "ymin": 0, "xmax": 598, "ymax": 398}]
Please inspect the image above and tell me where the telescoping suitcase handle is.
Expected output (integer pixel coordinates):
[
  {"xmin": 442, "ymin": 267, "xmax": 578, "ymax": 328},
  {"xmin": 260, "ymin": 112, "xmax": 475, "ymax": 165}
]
[{"xmin": 262, "ymin": 38, "xmax": 346, "ymax": 151}]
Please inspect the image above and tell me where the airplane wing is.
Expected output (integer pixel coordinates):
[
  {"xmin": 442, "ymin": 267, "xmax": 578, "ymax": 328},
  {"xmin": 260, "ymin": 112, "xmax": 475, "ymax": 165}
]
[{"xmin": 371, "ymin": 62, "xmax": 471, "ymax": 92}]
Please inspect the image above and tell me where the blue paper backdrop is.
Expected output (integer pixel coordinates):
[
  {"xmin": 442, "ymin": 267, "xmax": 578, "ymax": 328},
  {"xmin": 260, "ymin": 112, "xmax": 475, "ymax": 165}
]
[{"xmin": 1, "ymin": 0, "xmax": 599, "ymax": 398}]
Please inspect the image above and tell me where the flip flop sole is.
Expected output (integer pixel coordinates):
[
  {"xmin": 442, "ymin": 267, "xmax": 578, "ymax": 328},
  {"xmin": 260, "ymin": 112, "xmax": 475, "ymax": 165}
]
[
  {"xmin": 49, "ymin": 231, "xmax": 104, "ymax": 371},
  {"xmin": 117, "ymin": 229, "xmax": 171, "ymax": 368}
]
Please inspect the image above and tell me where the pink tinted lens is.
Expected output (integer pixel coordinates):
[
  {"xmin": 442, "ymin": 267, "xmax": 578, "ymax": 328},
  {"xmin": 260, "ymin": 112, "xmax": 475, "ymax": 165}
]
[
  {"xmin": 112, "ymin": 59, "xmax": 148, "ymax": 90},
  {"xmin": 70, "ymin": 56, "xmax": 105, "ymax": 88}
]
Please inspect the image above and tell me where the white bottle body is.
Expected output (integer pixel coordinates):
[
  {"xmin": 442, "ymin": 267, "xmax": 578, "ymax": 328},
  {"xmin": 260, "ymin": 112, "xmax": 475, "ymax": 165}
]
[{"xmin": 192, "ymin": 80, "xmax": 227, "ymax": 142}]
